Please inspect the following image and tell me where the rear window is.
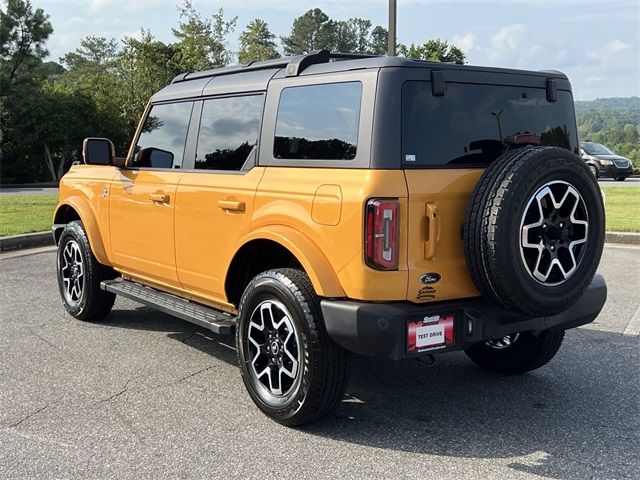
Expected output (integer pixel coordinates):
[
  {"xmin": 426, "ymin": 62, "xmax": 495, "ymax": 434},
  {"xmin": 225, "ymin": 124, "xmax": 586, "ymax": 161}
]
[
  {"xmin": 274, "ymin": 82, "xmax": 361, "ymax": 160},
  {"xmin": 402, "ymin": 82, "xmax": 578, "ymax": 167}
]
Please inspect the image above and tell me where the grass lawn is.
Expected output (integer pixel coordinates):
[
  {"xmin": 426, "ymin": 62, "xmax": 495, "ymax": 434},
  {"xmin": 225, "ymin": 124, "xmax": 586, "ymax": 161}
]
[
  {"xmin": 0, "ymin": 187, "xmax": 638, "ymax": 237},
  {"xmin": 0, "ymin": 195, "xmax": 58, "ymax": 236},
  {"xmin": 600, "ymin": 187, "xmax": 640, "ymax": 233}
]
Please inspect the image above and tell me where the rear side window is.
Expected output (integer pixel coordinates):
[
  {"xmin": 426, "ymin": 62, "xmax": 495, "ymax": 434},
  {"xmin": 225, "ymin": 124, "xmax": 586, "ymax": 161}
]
[
  {"xmin": 195, "ymin": 94, "xmax": 264, "ymax": 171},
  {"xmin": 274, "ymin": 82, "xmax": 362, "ymax": 160},
  {"xmin": 402, "ymin": 82, "xmax": 578, "ymax": 167},
  {"xmin": 132, "ymin": 101, "xmax": 193, "ymax": 168}
]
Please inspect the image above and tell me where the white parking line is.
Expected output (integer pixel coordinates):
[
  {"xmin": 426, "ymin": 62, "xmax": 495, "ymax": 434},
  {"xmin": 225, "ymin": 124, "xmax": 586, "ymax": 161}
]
[{"xmin": 623, "ymin": 306, "xmax": 640, "ymax": 337}]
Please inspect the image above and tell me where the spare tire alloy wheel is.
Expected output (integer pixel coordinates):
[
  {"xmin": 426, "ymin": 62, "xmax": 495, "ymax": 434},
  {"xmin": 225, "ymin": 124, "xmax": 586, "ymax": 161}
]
[
  {"xmin": 520, "ymin": 181, "xmax": 588, "ymax": 285},
  {"xmin": 464, "ymin": 146, "xmax": 605, "ymax": 317},
  {"xmin": 247, "ymin": 299, "xmax": 302, "ymax": 406}
]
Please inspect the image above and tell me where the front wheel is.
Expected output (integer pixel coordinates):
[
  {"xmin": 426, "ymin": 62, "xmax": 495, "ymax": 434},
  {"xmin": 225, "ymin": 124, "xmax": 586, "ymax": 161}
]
[
  {"xmin": 588, "ymin": 165, "xmax": 598, "ymax": 178},
  {"xmin": 236, "ymin": 268, "xmax": 349, "ymax": 426},
  {"xmin": 465, "ymin": 330, "xmax": 565, "ymax": 374},
  {"xmin": 57, "ymin": 221, "xmax": 116, "ymax": 320}
]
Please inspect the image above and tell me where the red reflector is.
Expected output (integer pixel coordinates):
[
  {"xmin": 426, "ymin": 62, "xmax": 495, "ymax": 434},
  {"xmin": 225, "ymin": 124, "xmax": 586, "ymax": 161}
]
[{"xmin": 365, "ymin": 198, "xmax": 399, "ymax": 271}]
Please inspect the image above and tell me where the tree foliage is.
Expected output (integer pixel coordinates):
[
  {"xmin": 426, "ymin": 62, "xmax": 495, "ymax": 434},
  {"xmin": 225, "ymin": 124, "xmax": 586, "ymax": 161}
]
[
  {"xmin": 398, "ymin": 39, "xmax": 466, "ymax": 64},
  {"xmin": 281, "ymin": 8, "xmax": 389, "ymax": 55},
  {"xmin": 171, "ymin": 0, "xmax": 236, "ymax": 71},
  {"xmin": 238, "ymin": 19, "xmax": 279, "ymax": 64},
  {"xmin": 0, "ymin": 0, "xmax": 52, "ymax": 93}
]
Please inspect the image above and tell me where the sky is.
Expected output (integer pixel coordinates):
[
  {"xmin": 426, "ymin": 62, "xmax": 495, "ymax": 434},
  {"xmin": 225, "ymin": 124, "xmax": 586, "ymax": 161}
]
[{"xmin": 34, "ymin": 0, "xmax": 640, "ymax": 101}]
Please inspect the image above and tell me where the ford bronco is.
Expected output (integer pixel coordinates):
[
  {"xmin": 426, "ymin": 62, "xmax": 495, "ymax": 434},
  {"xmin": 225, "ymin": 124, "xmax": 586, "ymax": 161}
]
[{"xmin": 53, "ymin": 50, "xmax": 607, "ymax": 426}]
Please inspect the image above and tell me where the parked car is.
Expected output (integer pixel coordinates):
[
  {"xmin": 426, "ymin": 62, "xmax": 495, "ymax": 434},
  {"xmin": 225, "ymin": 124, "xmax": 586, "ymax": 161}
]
[
  {"xmin": 580, "ymin": 141, "xmax": 634, "ymax": 180},
  {"xmin": 52, "ymin": 50, "xmax": 607, "ymax": 426}
]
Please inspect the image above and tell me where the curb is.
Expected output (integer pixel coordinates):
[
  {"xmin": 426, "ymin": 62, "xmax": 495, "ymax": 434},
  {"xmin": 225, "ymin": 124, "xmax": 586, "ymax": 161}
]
[
  {"xmin": 0, "ymin": 231, "xmax": 54, "ymax": 252},
  {"xmin": 605, "ymin": 231, "xmax": 640, "ymax": 246}
]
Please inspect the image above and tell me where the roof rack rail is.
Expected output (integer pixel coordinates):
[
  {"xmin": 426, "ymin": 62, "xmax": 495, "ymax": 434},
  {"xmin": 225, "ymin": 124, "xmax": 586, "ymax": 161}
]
[{"xmin": 171, "ymin": 50, "xmax": 381, "ymax": 84}]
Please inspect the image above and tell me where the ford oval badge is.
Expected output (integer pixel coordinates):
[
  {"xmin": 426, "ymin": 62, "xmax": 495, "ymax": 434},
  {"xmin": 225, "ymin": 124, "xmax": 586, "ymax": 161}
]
[{"xmin": 420, "ymin": 273, "xmax": 441, "ymax": 284}]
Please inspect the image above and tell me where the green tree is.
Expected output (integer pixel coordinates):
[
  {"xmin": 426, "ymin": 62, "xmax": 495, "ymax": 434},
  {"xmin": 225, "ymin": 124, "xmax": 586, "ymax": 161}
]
[
  {"xmin": 281, "ymin": 8, "xmax": 335, "ymax": 55},
  {"xmin": 114, "ymin": 30, "xmax": 179, "ymax": 133},
  {"xmin": 369, "ymin": 26, "xmax": 388, "ymax": 55},
  {"xmin": 282, "ymin": 9, "xmax": 390, "ymax": 56},
  {"xmin": 0, "ymin": 0, "xmax": 52, "ymax": 93},
  {"xmin": 171, "ymin": 0, "xmax": 236, "ymax": 71},
  {"xmin": 57, "ymin": 36, "xmax": 126, "ymax": 153},
  {"xmin": 238, "ymin": 19, "xmax": 279, "ymax": 64},
  {"xmin": 60, "ymin": 36, "xmax": 117, "ymax": 71},
  {"xmin": 398, "ymin": 39, "xmax": 466, "ymax": 64},
  {"xmin": 1, "ymin": 0, "xmax": 55, "ymax": 182}
]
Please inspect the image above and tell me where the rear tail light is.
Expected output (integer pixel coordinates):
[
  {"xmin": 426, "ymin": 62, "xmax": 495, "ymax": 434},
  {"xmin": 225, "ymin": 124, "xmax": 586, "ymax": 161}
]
[{"xmin": 365, "ymin": 198, "xmax": 399, "ymax": 271}]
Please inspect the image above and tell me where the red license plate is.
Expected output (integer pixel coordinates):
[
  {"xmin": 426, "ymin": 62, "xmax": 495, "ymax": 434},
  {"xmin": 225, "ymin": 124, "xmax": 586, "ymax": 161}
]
[{"xmin": 407, "ymin": 313, "xmax": 456, "ymax": 353}]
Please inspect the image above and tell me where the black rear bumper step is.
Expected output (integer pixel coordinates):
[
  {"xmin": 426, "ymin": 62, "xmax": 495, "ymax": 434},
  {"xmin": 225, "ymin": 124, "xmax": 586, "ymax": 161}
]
[{"xmin": 101, "ymin": 279, "xmax": 235, "ymax": 335}]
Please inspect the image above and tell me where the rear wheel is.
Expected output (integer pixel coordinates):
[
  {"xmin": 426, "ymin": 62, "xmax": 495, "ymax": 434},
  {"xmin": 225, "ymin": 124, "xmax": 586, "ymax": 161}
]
[
  {"xmin": 236, "ymin": 268, "xmax": 349, "ymax": 426},
  {"xmin": 56, "ymin": 221, "xmax": 116, "ymax": 320},
  {"xmin": 465, "ymin": 330, "xmax": 565, "ymax": 374}
]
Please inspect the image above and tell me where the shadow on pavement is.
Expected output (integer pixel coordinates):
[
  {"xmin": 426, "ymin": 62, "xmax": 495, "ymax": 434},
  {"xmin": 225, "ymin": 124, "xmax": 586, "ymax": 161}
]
[{"xmin": 101, "ymin": 308, "xmax": 639, "ymax": 479}]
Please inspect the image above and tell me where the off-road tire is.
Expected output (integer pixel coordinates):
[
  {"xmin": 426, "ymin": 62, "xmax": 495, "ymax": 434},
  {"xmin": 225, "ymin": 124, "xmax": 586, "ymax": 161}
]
[
  {"xmin": 56, "ymin": 221, "xmax": 116, "ymax": 320},
  {"xmin": 464, "ymin": 146, "xmax": 605, "ymax": 316},
  {"xmin": 236, "ymin": 268, "xmax": 349, "ymax": 426},
  {"xmin": 465, "ymin": 330, "xmax": 565, "ymax": 374}
]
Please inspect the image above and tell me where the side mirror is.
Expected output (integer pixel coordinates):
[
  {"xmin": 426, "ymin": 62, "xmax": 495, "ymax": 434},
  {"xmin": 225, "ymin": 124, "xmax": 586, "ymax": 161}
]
[{"xmin": 83, "ymin": 138, "xmax": 115, "ymax": 165}]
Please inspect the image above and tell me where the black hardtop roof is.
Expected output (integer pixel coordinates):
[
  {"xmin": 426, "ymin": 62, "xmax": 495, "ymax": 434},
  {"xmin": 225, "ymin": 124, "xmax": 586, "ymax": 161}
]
[
  {"xmin": 171, "ymin": 49, "xmax": 568, "ymax": 84},
  {"xmin": 152, "ymin": 49, "xmax": 568, "ymax": 103}
]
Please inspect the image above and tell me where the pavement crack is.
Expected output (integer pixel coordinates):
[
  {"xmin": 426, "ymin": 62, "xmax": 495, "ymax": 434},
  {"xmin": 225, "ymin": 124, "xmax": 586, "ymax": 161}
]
[
  {"xmin": 26, "ymin": 326, "xmax": 62, "ymax": 351},
  {"xmin": 177, "ymin": 365, "xmax": 215, "ymax": 383},
  {"xmin": 91, "ymin": 375, "xmax": 141, "ymax": 406},
  {"xmin": 8, "ymin": 402, "xmax": 55, "ymax": 428}
]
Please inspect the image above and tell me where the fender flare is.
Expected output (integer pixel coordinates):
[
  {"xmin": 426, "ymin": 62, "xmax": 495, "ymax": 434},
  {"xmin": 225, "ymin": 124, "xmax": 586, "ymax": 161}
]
[
  {"xmin": 235, "ymin": 226, "xmax": 345, "ymax": 298},
  {"xmin": 53, "ymin": 196, "xmax": 109, "ymax": 265}
]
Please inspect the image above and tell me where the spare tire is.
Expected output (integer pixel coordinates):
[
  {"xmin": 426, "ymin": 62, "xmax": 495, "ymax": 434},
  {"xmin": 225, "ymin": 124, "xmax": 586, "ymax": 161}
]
[{"xmin": 463, "ymin": 146, "xmax": 604, "ymax": 316}]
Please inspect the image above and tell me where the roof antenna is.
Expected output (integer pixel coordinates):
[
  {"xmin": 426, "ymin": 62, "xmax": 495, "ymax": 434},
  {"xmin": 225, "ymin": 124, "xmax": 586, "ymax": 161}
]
[{"xmin": 388, "ymin": 0, "xmax": 397, "ymax": 56}]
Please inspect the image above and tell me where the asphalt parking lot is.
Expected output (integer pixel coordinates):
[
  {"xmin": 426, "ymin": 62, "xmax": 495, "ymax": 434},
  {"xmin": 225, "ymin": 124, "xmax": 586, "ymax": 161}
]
[{"xmin": 1, "ymin": 246, "xmax": 638, "ymax": 479}]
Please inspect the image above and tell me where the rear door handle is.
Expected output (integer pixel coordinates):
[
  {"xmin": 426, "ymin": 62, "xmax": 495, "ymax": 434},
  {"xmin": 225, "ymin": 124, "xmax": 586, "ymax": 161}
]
[
  {"xmin": 218, "ymin": 200, "xmax": 246, "ymax": 212},
  {"xmin": 149, "ymin": 192, "xmax": 170, "ymax": 203}
]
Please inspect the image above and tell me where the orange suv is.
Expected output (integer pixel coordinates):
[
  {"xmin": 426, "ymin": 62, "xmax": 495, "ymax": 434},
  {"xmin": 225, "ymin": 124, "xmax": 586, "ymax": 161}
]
[{"xmin": 53, "ymin": 50, "xmax": 607, "ymax": 425}]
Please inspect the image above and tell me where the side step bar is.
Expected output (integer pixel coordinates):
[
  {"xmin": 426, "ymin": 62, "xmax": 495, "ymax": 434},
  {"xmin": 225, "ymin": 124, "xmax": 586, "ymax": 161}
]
[{"xmin": 101, "ymin": 279, "xmax": 235, "ymax": 335}]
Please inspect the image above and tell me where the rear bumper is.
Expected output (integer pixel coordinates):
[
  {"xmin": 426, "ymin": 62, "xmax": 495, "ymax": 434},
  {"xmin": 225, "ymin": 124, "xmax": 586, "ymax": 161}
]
[{"xmin": 321, "ymin": 274, "xmax": 607, "ymax": 360}]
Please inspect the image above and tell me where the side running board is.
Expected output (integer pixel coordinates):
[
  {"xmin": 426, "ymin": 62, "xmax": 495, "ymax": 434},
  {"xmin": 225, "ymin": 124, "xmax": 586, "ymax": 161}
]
[{"xmin": 100, "ymin": 279, "xmax": 236, "ymax": 335}]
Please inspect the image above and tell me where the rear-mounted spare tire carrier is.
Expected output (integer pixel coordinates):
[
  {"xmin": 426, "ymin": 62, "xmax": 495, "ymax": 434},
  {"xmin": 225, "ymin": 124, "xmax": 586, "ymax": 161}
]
[{"xmin": 463, "ymin": 146, "xmax": 605, "ymax": 317}]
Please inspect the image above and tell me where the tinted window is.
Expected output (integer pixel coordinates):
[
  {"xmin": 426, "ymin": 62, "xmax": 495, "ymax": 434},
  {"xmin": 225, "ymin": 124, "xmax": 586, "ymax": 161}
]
[
  {"xmin": 402, "ymin": 82, "xmax": 578, "ymax": 167},
  {"xmin": 132, "ymin": 101, "xmax": 193, "ymax": 168},
  {"xmin": 274, "ymin": 82, "xmax": 362, "ymax": 160},
  {"xmin": 195, "ymin": 95, "xmax": 264, "ymax": 171}
]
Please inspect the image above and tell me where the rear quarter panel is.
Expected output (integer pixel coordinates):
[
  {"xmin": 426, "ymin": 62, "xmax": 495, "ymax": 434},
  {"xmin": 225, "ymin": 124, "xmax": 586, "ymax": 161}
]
[{"xmin": 254, "ymin": 168, "xmax": 409, "ymax": 300}]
